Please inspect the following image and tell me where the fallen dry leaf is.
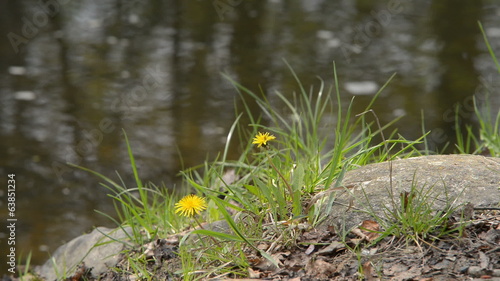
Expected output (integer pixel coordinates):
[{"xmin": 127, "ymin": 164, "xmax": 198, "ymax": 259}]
[
  {"xmin": 351, "ymin": 227, "xmax": 368, "ymax": 240},
  {"xmin": 359, "ymin": 220, "xmax": 381, "ymax": 241},
  {"xmin": 257, "ymin": 243, "xmax": 268, "ymax": 251},
  {"xmin": 253, "ymin": 252, "xmax": 286, "ymax": 272},
  {"xmin": 362, "ymin": 261, "xmax": 379, "ymax": 281},
  {"xmin": 247, "ymin": 267, "xmax": 261, "ymax": 278},
  {"xmin": 317, "ymin": 241, "xmax": 345, "ymax": 255},
  {"xmin": 306, "ymin": 258, "xmax": 336, "ymax": 279},
  {"xmin": 304, "ymin": 244, "xmax": 315, "ymax": 255},
  {"xmin": 479, "ymin": 251, "xmax": 489, "ymax": 269}
]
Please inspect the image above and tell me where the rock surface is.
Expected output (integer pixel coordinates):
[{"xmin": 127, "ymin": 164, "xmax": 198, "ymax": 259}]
[
  {"xmin": 320, "ymin": 154, "xmax": 500, "ymax": 231},
  {"xmin": 34, "ymin": 226, "xmax": 133, "ymax": 281}
]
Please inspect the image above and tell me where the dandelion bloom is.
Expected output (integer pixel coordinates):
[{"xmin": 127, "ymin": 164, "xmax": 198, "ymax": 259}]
[
  {"xmin": 252, "ymin": 132, "xmax": 276, "ymax": 148},
  {"xmin": 175, "ymin": 194, "xmax": 207, "ymax": 217}
]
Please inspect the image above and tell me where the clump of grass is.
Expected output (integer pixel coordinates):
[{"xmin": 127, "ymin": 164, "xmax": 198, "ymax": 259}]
[
  {"xmin": 174, "ymin": 62, "xmax": 427, "ymax": 278},
  {"xmin": 365, "ymin": 176, "xmax": 467, "ymax": 249},
  {"xmin": 67, "ymin": 130, "xmax": 193, "ymax": 279},
  {"xmin": 71, "ymin": 130, "xmax": 185, "ymax": 246}
]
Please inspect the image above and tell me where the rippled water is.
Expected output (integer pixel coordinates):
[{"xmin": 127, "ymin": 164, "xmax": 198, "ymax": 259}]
[{"xmin": 0, "ymin": 0, "xmax": 499, "ymax": 270}]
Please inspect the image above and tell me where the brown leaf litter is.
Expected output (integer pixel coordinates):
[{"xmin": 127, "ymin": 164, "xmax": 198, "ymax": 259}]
[{"xmin": 6, "ymin": 208, "xmax": 500, "ymax": 281}]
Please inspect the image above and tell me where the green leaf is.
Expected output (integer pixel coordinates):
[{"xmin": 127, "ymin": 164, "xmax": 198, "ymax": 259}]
[{"xmin": 190, "ymin": 229, "xmax": 244, "ymax": 242}]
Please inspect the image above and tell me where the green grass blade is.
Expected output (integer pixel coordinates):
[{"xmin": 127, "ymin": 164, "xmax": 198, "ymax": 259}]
[
  {"xmin": 479, "ymin": 21, "xmax": 500, "ymax": 74},
  {"xmin": 189, "ymin": 229, "xmax": 244, "ymax": 242},
  {"xmin": 122, "ymin": 129, "xmax": 143, "ymax": 189}
]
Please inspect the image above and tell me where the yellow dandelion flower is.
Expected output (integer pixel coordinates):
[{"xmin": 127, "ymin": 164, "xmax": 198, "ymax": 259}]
[
  {"xmin": 252, "ymin": 132, "xmax": 276, "ymax": 148},
  {"xmin": 174, "ymin": 194, "xmax": 207, "ymax": 217}
]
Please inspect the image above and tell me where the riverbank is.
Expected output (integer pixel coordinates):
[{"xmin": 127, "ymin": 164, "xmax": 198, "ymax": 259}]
[{"xmin": 21, "ymin": 154, "xmax": 500, "ymax": 280}]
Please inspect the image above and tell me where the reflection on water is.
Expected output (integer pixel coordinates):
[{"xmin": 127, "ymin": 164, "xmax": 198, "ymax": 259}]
[{"xmin": 0, "ymin": 0, "xmax": 499, "ymax": 269}]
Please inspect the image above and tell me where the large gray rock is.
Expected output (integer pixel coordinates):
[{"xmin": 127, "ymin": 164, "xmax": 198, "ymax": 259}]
[
  {"xmin": 320, "ymin": 155, "xmax": 500, "ymax": 231},
  {"xmin": 34, "ymin": 226, "xmax": 133, "ymax": 281}
]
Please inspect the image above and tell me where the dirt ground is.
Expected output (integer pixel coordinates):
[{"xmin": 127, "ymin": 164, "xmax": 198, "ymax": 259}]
[{"xmin": 33, "ymin": 208, "xmax": 498, "ymax": 281}]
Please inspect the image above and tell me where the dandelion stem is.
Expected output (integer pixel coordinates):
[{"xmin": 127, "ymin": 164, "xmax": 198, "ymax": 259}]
[
  {"xmin": 194, "ymin": 217, "xmax": 220, "ymax": 246},
  {"xmin": 266, "ymin": 153, "xmax": 294, "ymax": 200}
]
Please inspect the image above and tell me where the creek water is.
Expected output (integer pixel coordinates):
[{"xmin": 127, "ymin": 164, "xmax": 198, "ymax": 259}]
[{"xmin": 0, "ymin": 0, "xmax": 499, "ymax": 271}]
